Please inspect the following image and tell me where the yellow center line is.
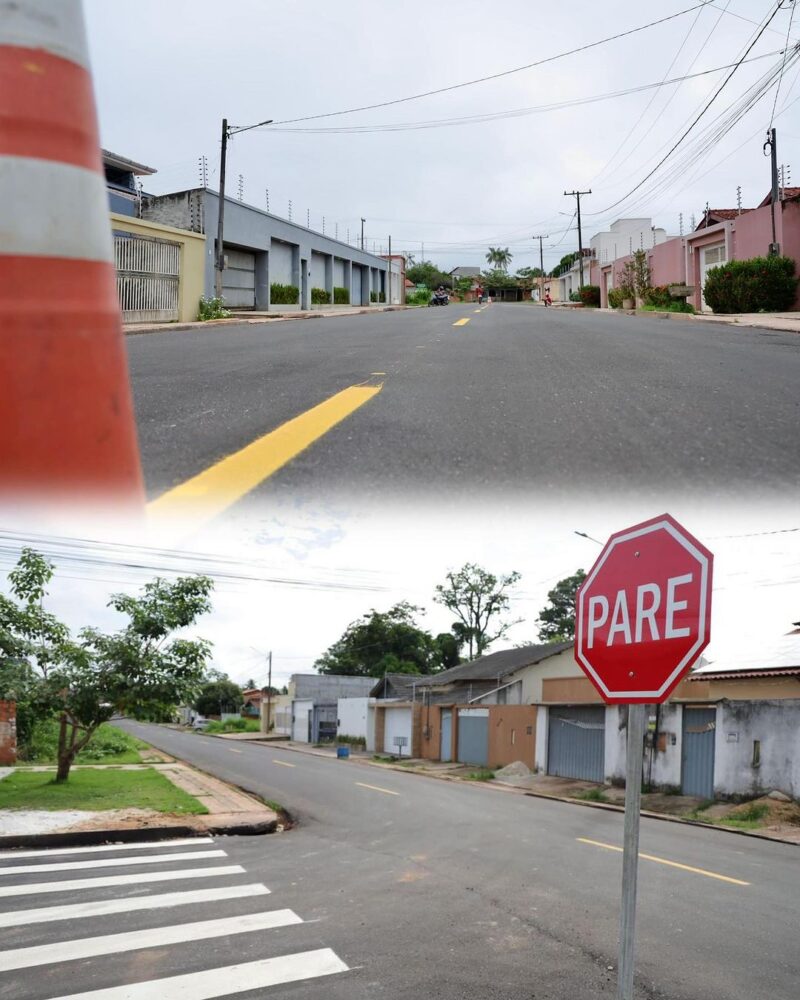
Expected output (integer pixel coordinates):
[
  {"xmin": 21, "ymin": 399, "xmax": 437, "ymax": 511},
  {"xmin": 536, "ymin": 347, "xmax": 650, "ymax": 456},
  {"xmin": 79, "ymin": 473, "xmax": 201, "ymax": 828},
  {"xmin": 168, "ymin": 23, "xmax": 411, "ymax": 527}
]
[
  {"xmin": 227, "ymin": 748, "xmax": 243, "ymax": 754},
  {"xmin": 473, "ymin": 309, "xmax": 482, "ymax": 314},
  {"xmin": 576, "ymin": 838, "xmax": 750, "ymax": 885},
  {"xmin": 147, "ymin": 383, "xmax": 382, "ymax": 525},
  {"xmin": 355, "ymin": 781, "xmax": 400, "ymax": 797},
  {"xmin": 273, "ymin": 760, "xmax": 296, "ymax": 768},
  {"xmin": 453, "ymin": 318, "xmax": 471, "ymax": 327}
]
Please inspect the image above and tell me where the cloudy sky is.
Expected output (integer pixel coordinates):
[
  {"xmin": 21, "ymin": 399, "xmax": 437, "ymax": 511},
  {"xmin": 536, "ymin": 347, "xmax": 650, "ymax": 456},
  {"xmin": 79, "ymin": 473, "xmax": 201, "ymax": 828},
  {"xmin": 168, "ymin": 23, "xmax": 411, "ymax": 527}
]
[
  {"xmin": 84, "ymin": 0, "xmax": 800, "ymax": 272},
  {"xmin": 1, "ymin": 496, "xmax": 797, "ymax": 688}
]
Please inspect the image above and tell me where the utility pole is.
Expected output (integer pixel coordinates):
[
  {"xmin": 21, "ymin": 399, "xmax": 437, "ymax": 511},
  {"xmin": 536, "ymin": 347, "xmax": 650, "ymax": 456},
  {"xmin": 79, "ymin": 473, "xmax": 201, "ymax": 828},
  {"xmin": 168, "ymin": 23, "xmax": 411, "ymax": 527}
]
[
  {"xmin": 360, "ymin": 217, "xmax": 365, "ymax": 250},
  {"xmin": 388, "ymin": 234, "xmax": 392, "ymax": 303},
  {"xmin": 764, "ymin": 128, "xmax": 780, "ymax": 254},
  {"xmin": 215, "ymin": 115, "xmax": 273, "ymax": 299},
  {"xmin": 266, "ymin": 651, "xmax": 273, "ymax": 735},
  {"xmin": 533, "ymin": 234, "xmax": 549, "ymax": 302},
  {"xmin": 564, "ymin": 189, "xmax": 591, "ymax": 286}
]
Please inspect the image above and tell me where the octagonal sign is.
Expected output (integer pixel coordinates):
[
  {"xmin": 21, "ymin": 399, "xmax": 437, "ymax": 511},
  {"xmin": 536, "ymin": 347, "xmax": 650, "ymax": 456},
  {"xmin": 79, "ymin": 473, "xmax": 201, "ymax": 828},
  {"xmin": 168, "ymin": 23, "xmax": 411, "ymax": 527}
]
[{"xmin": 575, "ymin": 514, "xmax": 713, "ymax": 704}]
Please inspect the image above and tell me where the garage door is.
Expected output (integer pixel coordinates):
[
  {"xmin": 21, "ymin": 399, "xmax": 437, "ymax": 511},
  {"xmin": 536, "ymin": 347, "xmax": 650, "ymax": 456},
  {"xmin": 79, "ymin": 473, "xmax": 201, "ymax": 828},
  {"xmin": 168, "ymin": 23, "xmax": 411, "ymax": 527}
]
[
  {"xmin": 222, "ymin": 247, "xmax": 255, "ymax": 308},
  {"xmin": 547, "ymin": 706, "xmax": 605, "ymax": 782},
  {"xmin": 681, "ymin": 707, "xmax": 716, "ymax": 798},
  {"xmin": 292, "ymin": 700, "xmax": 312, "ymax": 743},
  {"xmin": 384, "ymin": 707, "xmax": 412, "ymax": 756},
  {"xmin": 457, "ymin": 708, "xmax": 489, "ymax": 766}
]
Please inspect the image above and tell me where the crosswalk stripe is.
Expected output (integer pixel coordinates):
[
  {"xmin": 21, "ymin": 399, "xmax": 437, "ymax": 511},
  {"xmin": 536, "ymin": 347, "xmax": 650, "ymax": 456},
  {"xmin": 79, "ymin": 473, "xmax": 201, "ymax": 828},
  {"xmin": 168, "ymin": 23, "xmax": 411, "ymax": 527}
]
[
  {"xmin": 0, "ymin": 837, "xmax": 214, "ymax": 860},
  {"xmin": 50, "ymin": 948, "xmax": 349, "ymax": 999},
  {"xmin": 0, "ymin": 909, "xmax": 303, "ymax": 971},
  {"xmin": 0, "ymin": 883, "xmax": 270, "ymax": 929},
  {"xmin": 0, "ymin": 848, "xmax": 226, "ymax": 876},
  {"xmin": 0, "ymin": 865, "xmax": 245, "ymax": 898}
]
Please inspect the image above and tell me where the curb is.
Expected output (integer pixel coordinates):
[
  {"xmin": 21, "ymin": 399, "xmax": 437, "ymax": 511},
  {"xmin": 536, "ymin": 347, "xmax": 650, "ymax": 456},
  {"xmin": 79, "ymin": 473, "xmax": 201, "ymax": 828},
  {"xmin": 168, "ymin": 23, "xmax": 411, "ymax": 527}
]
[
  {"xmin": 0, "ymin": 825, "xmax": 201, "ymax": 851},
  {"xmin": 124, "ymin": 305, "xmax": 408, "ymax": 337},
  {"xmin": 598, "ymin": 308, "xmax": 800, "ymax": 335},
  {"xmin": 248, "ymin": 740, "xmax": 799, "ymax": 848}
]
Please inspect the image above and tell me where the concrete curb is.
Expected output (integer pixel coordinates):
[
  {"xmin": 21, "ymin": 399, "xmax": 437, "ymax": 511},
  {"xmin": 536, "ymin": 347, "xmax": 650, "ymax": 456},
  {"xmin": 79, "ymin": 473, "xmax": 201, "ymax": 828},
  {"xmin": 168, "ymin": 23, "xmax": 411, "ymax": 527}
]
[
  {"xmin": 250, "ymin": 740, "xmax": 799, "ymax": 848},
  {"xmin": 599, "ymin": 308, "xmax": 800, "ymax": 335},
  {"xmin": 124, "ymin": 305, "xmax": 408, "ymax": 336}
]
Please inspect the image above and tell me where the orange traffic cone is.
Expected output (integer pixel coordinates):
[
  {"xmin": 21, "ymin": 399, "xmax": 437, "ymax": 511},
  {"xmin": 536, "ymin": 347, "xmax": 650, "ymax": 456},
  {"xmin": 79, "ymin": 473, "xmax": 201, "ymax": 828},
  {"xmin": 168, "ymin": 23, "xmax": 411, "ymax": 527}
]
[{"xmin": 0, "ymin": 0, "xmax": 144, "ymax": 505}]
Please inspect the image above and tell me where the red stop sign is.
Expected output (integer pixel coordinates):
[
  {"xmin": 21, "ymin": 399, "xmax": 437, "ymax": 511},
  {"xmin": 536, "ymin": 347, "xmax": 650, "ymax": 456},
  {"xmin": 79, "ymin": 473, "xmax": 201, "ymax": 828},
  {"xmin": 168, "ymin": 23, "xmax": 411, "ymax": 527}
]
[{"xmin": 575, "ymin": 514, "xmax": 713, "ymax": 704}]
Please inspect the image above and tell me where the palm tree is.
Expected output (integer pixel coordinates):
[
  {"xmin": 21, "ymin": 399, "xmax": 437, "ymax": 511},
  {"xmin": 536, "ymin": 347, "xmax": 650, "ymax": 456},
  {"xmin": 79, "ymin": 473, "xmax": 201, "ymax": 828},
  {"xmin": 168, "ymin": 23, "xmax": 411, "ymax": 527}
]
[{"xmin": 486, "ymin": 247, "xmax": 513, "ymax": 271}]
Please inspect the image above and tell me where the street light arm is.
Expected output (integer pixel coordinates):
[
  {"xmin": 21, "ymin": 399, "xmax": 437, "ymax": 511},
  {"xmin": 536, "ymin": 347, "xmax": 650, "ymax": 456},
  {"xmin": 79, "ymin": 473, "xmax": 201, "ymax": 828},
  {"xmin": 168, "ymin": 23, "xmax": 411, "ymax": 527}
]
[{"xmin": 229, "ymin": 118, "xmax": 274, "ymax": 137}]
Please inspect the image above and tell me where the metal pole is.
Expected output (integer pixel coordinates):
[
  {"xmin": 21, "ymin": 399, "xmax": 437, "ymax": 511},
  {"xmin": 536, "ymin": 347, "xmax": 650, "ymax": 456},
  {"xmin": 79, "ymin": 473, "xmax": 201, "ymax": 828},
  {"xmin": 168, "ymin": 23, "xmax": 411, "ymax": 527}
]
[
  {"xmin": 617, "ymin": 703, "xmax": 646, "ymax": 1000},
  {"xmin": 360, "ymin": 218, "xmax": 365, "ymax": 250},
  {"xmin": 215, "ymin": 118, "xmax": 229, "ymax": 299},
  {"xmin": 564, "ymin": 190, "xmax": 591, "ymax": 288},
  {"xmin": 769, "ymin": 128, "xmax": 779, "ymax": 252},
  {"xmin": 266, "ymin": 651, "xmax": 273, "ymax": 734},
  {"xmin": 388, "ymin": 235, "xmax": 392, "ymax": 303}
]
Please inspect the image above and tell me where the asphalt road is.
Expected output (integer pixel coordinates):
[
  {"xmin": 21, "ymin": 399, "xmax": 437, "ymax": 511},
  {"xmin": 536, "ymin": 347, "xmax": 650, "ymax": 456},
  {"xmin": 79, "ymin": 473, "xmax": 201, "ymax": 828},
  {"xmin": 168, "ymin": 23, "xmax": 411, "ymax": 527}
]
[
  {"xmin": 78, "ymin": 721, "xmax": 800, "ymax": 1000},
  {"xmin": 127, "ymin": 305, "xmax": 800, "ymax": 507}
]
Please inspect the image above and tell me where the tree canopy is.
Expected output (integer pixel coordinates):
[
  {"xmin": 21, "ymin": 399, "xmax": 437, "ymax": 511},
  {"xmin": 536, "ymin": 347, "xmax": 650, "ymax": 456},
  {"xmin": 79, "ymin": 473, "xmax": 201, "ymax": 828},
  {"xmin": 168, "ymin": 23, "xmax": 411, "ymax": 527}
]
[
  {"xmin": 433, "ymin": 563, "xmax": 522, "ymax": 660},
  {"xmin": 536, "ymin": 569, "xmax": 587, "ymax": 642},
  {"xmin": 406, "ymin": 260, "xmax": 451, "ymax": 289},
  {"xmin": 195, "ymin": 678, "xmax": 243, "ymax": 717},
  {"xmin": 486, "ymin": 247, "xmax": 513, "ymax": 271},
  {"xmin": 315, "ymin": 602, "xmax": 457, "ymax": 677}
]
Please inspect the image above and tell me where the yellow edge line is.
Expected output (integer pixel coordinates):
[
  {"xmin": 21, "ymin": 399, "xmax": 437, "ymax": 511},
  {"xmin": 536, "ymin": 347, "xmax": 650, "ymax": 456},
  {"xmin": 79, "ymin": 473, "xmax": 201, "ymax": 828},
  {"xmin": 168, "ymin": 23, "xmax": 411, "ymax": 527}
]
[
  {"xmin": 273, "ymin": 760, "xmax": 295, "ymax": 768},
  {"xmin": 453, "ymin": 318, "xmax": 470, "ymax": 326},
  {"xmin": 147, "ymin": 383, "xmax": 382, "ymax": 523},
  {"xmin": 577, "ymin": 838, "xmax": 750, "ymax": 885},
  {"xmin": 355, "ymin": 781, "xmax": 400, "ymax": 797}
]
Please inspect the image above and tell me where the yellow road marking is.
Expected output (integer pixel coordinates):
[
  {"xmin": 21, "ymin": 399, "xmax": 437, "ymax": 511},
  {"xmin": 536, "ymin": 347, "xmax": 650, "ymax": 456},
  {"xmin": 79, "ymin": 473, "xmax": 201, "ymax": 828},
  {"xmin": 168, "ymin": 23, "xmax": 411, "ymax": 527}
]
[
  {"xmin": 148, "ymin": 383, "xmax": 382, "ymax": 524},
  {"xmin": 371, "ymin": 371, "xmax": 387, "ymax": 375},
  {"xmin": 227, "ymin": 748, "xmax": 243, "ymax": 753},
  {"xmin": 355, "ymin": 781, "xmax": 400, "ymax": 797},
  {"xmin": 577, "ymin": 838, "xmax": 750, "ymax": 885},
  {"xmin": 473, "ymin": 309, "xmax": 482, "ymax": 314},
  {"xmin": 453, "ymin": 318, "xmax": 471, "ymax": 327},
  {"xmin": 273, "ymin": 760, "xmax": 296, "ymax": 768}
]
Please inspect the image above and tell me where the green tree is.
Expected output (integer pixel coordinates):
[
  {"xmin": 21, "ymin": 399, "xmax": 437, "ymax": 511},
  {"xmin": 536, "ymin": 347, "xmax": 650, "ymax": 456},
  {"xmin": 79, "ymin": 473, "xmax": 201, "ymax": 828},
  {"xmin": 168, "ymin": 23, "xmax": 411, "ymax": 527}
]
[
  {"xmin": 481, "ymin": 268, "xmax": 517, "ymax": 289},
  {"xmin": 536, "ymin": 570, "xmax": 587, "ymax": 642},
  {"xmin": 195, "ymin": 678, "xmax": 243, "ymax": 717},
  {"xmin": 406, "ymin": 260, "xmax": 451, "ymax": 289},
  {"xmin": 315, "ymin": 602, "xmax": 450, "ymax": 677},
  {"xmin": 244, "ymin": 678, "xmax": 257, "ymax": 690},
  {"xmin": 433, "ymin": 564, "xmax": 522, "ymax": 660},
  {"xmin": 486, "ymin": 247, "xmax": 512, "ymax": 271},
  {"xmin": 0, "ymin": 549, "xmax": 214, "ymax": 782}
]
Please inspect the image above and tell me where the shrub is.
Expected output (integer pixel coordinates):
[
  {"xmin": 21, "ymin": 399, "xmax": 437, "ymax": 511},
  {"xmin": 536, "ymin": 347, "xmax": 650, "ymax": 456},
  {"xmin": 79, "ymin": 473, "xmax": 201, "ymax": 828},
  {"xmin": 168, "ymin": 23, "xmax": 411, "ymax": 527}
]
[
  {"xmin": 20, "ymin": 720, "xmax": 142, "ymax": 763},
  {"xmin": 645, "ymin": 284, "xmax": 673, "ymax": 308},
  {"xmin": 337, "ymin": 734, "xmax": 367, "ymax": 748},
  {"xmin": 333, "ymin": 286, "xmax": 349, "ymax": 304},
  {"xmin": 204, "ymin": 718, "xmax": 261, "ymax": 734},
  {"xmin": 198, "ymin": 296, "xmax": 231, "ymax": 321},
  {"xmin": 370, "ymin": 290, "xmax": 377, "ymax": 303},
  {"xmin": 406, "ymin": 288, "xmax": 432, "ymax": 306},
  {"xmin": 703, "ymin": 255, "xmax": 798, "ymax": 314},
  {"xmin": 579, "ymin": 284, "xmax": 601, "ymax": 307},
  {"xmin": 569, "ymin": 290, "xmax": 582, "ymax": 302},
  {"xmin": 310, "ymin": 287, "xmax": 329, "ymax": 305},
  {"xmin": 607, "ymin": 288, "xmax": 624, "ymax": 308},
  {"xmin": 270, "ymin": 283, "xmax": 299, "ymax": 305}
]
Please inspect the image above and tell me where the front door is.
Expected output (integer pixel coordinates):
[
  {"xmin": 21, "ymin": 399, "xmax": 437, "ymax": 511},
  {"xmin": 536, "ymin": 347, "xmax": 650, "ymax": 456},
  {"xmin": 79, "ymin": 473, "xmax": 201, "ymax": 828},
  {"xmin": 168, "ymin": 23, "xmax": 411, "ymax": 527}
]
[
  {"xmin": 440, "ymin": 709, "xmax": 452, "ymax": 762},
  {"xmin": 700, "ymin": 243, "xmax": 726, "ymax": 312},
  {"xmin": 681, "ymin": 707, "xmax": 716, "ymax": 798}
]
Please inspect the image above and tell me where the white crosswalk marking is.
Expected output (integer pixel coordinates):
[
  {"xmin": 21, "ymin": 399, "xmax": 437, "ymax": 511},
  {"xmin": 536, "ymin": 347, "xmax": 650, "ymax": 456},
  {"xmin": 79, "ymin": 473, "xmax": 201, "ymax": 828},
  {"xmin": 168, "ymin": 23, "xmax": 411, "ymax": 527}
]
[
  {"xmin": 50, "ymin": 949, "xmax": 350, "ymax": 999},
  {"xmin": 0, "ymin": 864, "xmax": 245, "ymax": 898},
  {"xmin": 0, "ymin": 836, "xmax": 214, "ymax": 860},
  {"xmin": 0, "ymin": 909, "xmax": 303, "ymax": 970},
  {"xmin": 0, "ymin": 883, "xmax": 270, "ymax": 928},
  {"xmin": 0, "ymin": 848, "xmax": 226, "ymax": 876}
]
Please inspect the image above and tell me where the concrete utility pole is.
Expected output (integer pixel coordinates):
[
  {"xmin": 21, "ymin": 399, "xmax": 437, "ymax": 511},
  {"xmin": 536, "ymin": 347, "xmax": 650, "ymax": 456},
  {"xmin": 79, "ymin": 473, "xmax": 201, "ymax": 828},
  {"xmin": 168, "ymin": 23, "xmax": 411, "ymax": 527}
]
[
  {"xmin": 266, "ymin": 651, "xmax": 273, "ymax": 734},
  {"xmin": 764, "ymin": 128, "xmax": 780, "ymax": 254},
  {"xmin": 388, "ymin": 234, "xmax": 392, "ymax": 303},
  {"xmin": 564, "ymin": 189, "xmax": 591, "ymax": 287},
  {"xmin": 215, "ymin": 115, "xmax": 273, "ymax": 299},
  {"xmin": 360, "ymin": 218, "xmax": 365, "ymax": 250},
  {"xmin": 533, "ymin": 234, "xmax": 549, "ymax": 301}
]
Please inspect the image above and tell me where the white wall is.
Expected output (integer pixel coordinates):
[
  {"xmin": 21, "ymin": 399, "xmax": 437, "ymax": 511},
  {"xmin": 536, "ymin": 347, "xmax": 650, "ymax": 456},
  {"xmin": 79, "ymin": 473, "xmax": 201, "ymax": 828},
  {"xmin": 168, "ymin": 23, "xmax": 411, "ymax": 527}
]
[
  {"xmin": 292, "ymin": 699, "xmax": 313, "ymax": 743},
  {"xmin": 383, "ymin": 706, "xmax": 413, "ymax": 756},
  {"xmin": 270, "ymin": 239, "xmax": 293, "ymax": 284},
  {"xmin": 333, "ymin": 258, "xmax": 346, "ymax": 286},
  {"xmin": 513, "ymin": 650, "xmax": 583, "ymax": 705},
  {"xmin": 715, "ymin": 700, "xmax": 800, "ymax": 800},
  {"xmin": 310, "ymin": 251, "xmax": 327, "ymax": 289},
  {"xmin": 535, "ymin": 706, "xmax": 548, "ymax": 772},
  {"xmin": 605, "ymin": 704, "xmax": 683, "ymax": 788},
  {"xmin": 337, "ymin": 697, "xmax": 369, "ymax": 740}
]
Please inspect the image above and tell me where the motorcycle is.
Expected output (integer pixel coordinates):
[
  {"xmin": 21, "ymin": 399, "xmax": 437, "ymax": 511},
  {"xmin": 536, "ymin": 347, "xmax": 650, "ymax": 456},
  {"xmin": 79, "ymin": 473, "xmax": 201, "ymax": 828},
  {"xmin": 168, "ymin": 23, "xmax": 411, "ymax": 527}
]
[{"xmin": 428, "ymin": 290, "xmax": 449, "ymax": 306}]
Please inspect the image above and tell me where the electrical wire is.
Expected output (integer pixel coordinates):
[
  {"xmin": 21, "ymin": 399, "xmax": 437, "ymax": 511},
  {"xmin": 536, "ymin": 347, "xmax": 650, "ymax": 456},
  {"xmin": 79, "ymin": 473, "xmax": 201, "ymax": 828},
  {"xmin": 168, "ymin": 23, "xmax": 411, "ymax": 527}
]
[
  {"xmin": 769, "ymin": 0, "xmax": 799, "ymax": 127},
  {"xmin": 255, "ymin": 2, "xmax": 718, "ymax": 129}
]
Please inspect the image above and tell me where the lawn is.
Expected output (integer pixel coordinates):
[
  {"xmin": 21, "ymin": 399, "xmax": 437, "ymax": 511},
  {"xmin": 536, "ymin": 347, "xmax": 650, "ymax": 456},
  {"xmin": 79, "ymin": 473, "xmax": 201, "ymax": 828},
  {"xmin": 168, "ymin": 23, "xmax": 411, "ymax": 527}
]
[
  {"xmin": 18, "ymin": 721, "xmax": 148, "ymax": 766},
  {"xmin": 204, "ymin": 718, "xmax": 261, "ymax": 734},
  {"xmin": 0, "ymin": 767, "xmax": 207, "ymax": 814}
]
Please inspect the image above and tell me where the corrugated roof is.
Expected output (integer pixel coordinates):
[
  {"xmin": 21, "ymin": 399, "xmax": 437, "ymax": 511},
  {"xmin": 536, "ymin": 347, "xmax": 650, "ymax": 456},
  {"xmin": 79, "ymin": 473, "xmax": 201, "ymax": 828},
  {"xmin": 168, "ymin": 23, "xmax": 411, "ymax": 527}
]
[
  {"xmin": 102, "ymin": 149, "xmax": 157, "ymax": 175},
  {"xmin": 693, "ymin": 632, "xmax": 800, "ymax": 675},
  {"xmin": 414, "ymin": 641, "xmax": 572, "ymax": 687},
  {"xmin": 691, "ymin": 666, "xmax": 800, "ymax": 681}
]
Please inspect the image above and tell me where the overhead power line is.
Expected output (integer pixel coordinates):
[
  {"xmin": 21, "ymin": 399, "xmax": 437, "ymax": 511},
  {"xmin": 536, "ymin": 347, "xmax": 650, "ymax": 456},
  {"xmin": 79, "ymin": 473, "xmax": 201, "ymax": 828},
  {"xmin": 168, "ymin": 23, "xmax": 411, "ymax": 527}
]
[{"xmin": 262, "ymin": 2, "xmax": 718, "ymax": 128}]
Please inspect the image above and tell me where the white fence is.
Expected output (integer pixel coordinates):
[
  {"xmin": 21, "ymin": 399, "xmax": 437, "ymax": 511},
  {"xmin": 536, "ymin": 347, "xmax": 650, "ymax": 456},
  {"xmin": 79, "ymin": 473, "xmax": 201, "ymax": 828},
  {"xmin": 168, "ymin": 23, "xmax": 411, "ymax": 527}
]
[{"xmin": 114, "ymin": 232, "xmax": 180, "ymax": 323}]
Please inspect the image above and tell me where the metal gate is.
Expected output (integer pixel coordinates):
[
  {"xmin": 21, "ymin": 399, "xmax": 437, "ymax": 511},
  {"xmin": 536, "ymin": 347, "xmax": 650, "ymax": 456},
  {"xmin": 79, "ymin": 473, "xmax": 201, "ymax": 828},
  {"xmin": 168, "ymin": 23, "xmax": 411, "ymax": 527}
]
[
  {"xmin": 222, "ymin": 247, "xmax": 256, "ymax": 308},
  {"xmin": 313, "ymin": 704, "xmax": 337, "ymax": 743},
  {"xmin": 457, "ymin": 708, "xmax": 489, "ymax": 767},
  {"xmin": 440, "ymin": 709, "xmax": 452, "ymax": 762},
  {"xmin": 114, "ymin": 232, "xmax": 180, "ymax": 323},
  {"xmin": 681, "ymin": 707, "xmax": 716, "ymax": 798},
  {"xmin": 547, "ymin": 706, "xmax": 605, "ymax": 782}
]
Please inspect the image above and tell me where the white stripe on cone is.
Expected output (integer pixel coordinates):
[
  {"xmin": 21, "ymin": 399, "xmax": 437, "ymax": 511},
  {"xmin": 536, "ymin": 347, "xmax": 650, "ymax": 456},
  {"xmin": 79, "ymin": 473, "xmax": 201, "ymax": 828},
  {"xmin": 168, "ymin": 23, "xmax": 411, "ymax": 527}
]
[
  {"xmin": 0, "ymin": 157, "xmax": 113, "ymax": 261},
  {"xmin": 0, "ymin": 0, "xmax": 91, "ymax": 68}
]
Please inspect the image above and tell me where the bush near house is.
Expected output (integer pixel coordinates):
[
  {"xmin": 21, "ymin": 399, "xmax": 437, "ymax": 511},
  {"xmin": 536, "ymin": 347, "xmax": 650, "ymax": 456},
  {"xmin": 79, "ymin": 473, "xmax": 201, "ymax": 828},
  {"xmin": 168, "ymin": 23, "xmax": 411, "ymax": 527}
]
[
  {"xmin": 579, "ymin": 285, "xmax": 601, "ymax": 307},
  {"xmin": 607, "ymin": 288, "xmax": 625, "ymax": 308},
  {"xmin": 333, "ymin": 286, "xmax": 349, "ymax": 304},
  {"xmin": 310, "ymin": 287, "xmax": 330, "ymax": 305},
  {"xmin": 406, "ymin": 288, "xmax": 432, "ymax": 306},
  {"xmin": 270, "ymin": 283, "xmax": 300, "ymax": 305},
  {"xmin": 198, "ymin": 296, "xmax": 231, "ymax": 321},
  {"xmin": 369, "ymin": 291, "xmax": 386, "ymax": 303},
  {"xmin": 703, "ymin": 255, "xmax": 798, "ymax": 314},
  {"xmin": 336, "ymin": 734, "xmax": 367, "ymax": 748},
  {"xmin": 642, "ymin": 285, "xmax": 695, "ymax": 313}
]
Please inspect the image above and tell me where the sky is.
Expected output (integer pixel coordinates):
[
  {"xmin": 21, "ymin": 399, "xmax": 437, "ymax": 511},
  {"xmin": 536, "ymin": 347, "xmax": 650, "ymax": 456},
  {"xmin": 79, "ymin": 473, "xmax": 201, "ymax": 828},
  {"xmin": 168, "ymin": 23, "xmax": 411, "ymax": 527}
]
[
  {"xmin": 1, "ymin": 496, "xmax": 797, "ymax": 689},
  {"xmin": 83, "ymin": 0, "xmax": 800, "ymax": 273}
]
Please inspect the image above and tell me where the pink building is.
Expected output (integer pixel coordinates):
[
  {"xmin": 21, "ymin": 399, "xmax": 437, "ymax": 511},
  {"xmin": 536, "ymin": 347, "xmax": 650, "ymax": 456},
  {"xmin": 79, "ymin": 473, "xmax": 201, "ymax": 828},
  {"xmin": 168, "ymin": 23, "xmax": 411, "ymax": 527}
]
[{"xmin": 595, "ymin": 190, "xmax": 800, "ymax": 312}]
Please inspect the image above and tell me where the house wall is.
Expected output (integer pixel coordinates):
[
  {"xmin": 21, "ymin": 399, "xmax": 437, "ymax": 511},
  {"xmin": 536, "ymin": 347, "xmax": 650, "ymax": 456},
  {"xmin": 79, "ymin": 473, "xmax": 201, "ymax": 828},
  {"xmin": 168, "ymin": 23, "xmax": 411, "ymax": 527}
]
[
  {"xmin": 270, "ymin": 239, "xmax": 294, "ymax": 285},
  {"xmin": 337, "ymin": 697, "xmax": 370, "ymax": 740},
  {"xmin": 109, "ymin": 212, "xmax": 206, "ymax": 323},
  {"xmin": 0, "ymin": 700, "xmax": 16, "ymax": 766},
  {"xmin": 780, "ymin": 200, "xmax": 800, "ymax": 308},
  {"xmin": 604, "ymin": 704, "xmax": 683, "ymax": 789},
  {"xmin": 542, "ymin": 675, "xmax": 603, "ymax": 704},
  {"xmin": 487, "ymin": 705, "xmax": 537, "ymax": 769},
  {"xmin": 649, "ymin": 238, "xmax": 686, "ymax": 288},
  {"xmin": 260, "ymin": 693, "xmax": 291, "ymax": 734},
  {"xmin": 512, "ymin": 649, "xmax": 582, "ymax": 704},
  {"xmin": 420, "ymin": 702, "xmax": 443, "ymax": 761},
  {"xmin": 714, "ymin": 699, "xmax": 800, "ymax": 800}
]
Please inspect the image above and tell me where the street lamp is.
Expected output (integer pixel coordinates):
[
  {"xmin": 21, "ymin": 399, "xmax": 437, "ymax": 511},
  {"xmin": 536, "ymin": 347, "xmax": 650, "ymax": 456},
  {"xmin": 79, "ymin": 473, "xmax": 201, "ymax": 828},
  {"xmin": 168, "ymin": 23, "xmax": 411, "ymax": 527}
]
[
  {"xmin": 215, "ymin": 116, "xmax": 274, "ymax": 299},
  {"xmin": 360, "ymin": 218, "xmax": 366, "ymax": 251},
  {"xmin": 574, "ymin": 530, "xmax": 603, "ymax": 545}
]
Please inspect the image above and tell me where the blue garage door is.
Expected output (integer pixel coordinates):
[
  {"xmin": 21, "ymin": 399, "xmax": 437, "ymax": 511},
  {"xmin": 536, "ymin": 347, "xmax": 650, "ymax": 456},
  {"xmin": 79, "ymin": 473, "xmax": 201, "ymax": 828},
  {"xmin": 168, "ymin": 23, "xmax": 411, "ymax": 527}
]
[
  {"xmin": 457, "ymin": 708, "xmax": 489, "ymax": 766},
  {"xmin": 681, "ymin": 707, "xmax": 716, "ymax": 798},
  {"xmin": 547, "ymin": 706, "xmax": 605, "ymax": 782}
]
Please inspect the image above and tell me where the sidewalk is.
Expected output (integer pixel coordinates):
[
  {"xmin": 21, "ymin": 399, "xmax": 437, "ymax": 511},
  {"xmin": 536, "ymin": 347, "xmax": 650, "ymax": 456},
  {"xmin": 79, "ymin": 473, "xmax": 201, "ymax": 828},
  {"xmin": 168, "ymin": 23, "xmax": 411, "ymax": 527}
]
[
  {"xmin": 599, "ymin": 307, "xmax": 800, "ymax": 334},
  {"xmin": 0, "ymin": 759, "xmax": 279, "ymax": 846},
  {"xmin": 124, "ymin": 303, "xmax": 406, "ymax": 336}
]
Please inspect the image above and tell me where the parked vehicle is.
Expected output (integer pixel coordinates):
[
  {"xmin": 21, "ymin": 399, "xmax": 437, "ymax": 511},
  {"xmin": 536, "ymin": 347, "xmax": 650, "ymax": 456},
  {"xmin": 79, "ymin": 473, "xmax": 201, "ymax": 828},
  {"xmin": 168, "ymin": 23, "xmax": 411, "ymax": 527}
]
[
  {"xmin": 429, "ymin": 286, "xmax": 449, "ymax": 306},
  {"xmin": 191, "ymin": 715, "xmax": 210, "ymax": 730}
]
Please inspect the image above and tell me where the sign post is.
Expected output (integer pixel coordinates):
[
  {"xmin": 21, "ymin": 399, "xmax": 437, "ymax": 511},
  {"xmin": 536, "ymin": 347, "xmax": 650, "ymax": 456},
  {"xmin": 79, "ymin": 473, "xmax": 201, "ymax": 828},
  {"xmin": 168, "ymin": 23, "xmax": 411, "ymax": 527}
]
[{"xmin": 574, "ymin": 514, "xmax": 713, "ymax": 1000}]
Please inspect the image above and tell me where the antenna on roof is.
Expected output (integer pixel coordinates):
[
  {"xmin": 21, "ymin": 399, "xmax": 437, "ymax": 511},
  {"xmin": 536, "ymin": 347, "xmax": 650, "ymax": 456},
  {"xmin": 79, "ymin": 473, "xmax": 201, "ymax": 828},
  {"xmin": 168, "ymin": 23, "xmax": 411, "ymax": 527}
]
[
  {"xmin": 737, "ymin": 186, "xmax": 742, "ymax": 215},
  {"xmin": 237, "ymin": 174, "xmax": 244, "ymax": 201},
  {"xmin": 679, "ymin": 212, "xmax": 684, "ymax": 236},
  {"xmin": 198, "ymin": 155, "xmax": 208, "ymax": 188}
]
